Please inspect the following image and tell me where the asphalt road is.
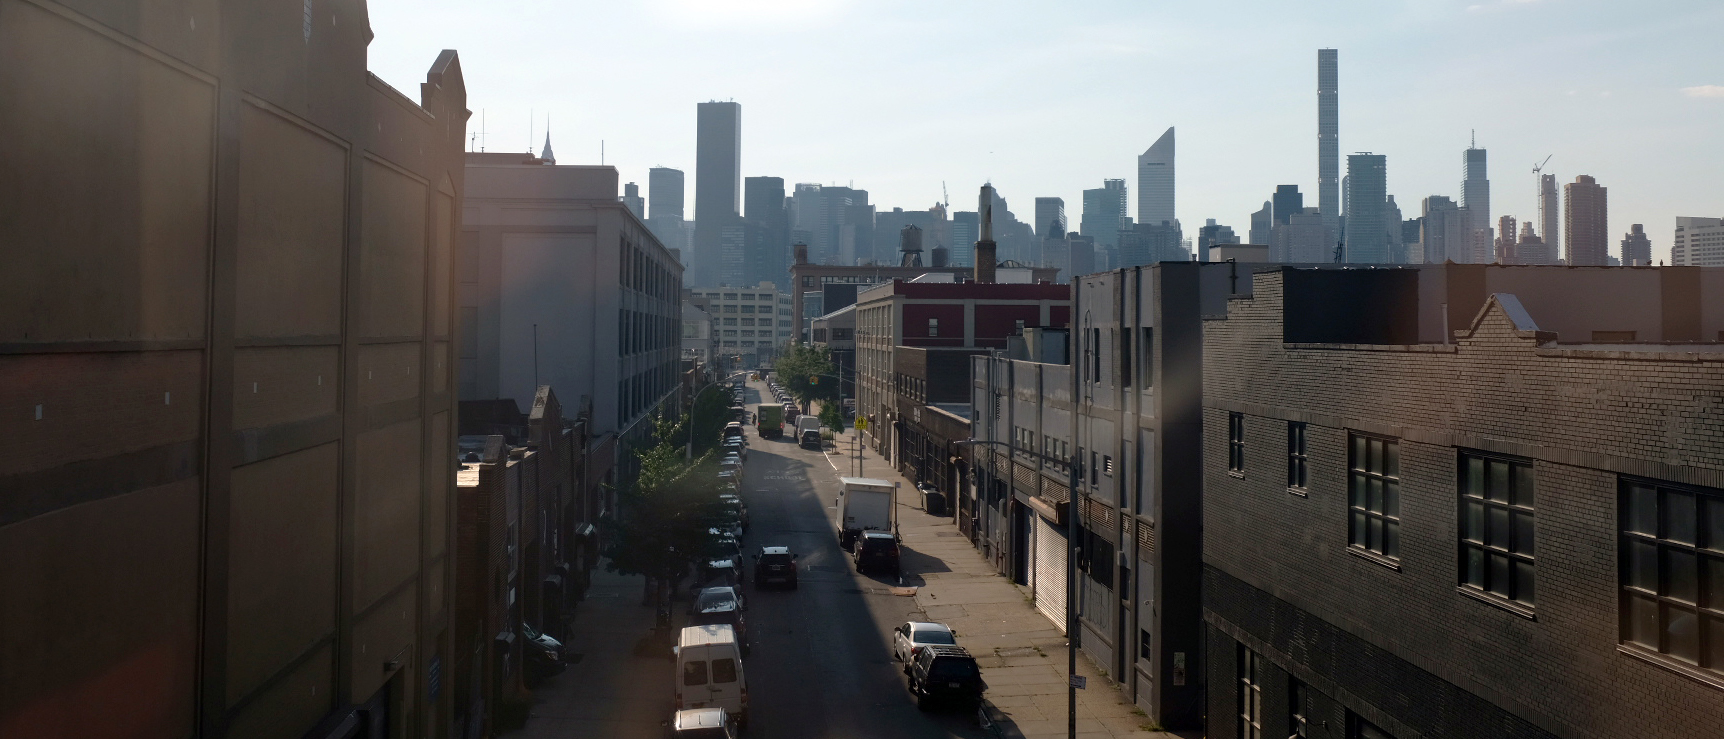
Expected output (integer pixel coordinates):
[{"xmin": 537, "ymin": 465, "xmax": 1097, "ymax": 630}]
[{"xmin": 734, "ymin": 378, "xmax": 985, "ymax": 739}]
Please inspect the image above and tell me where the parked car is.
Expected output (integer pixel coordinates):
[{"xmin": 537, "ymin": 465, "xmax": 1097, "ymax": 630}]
[
  {"xmin": 905, "ymin": 645, "xmax": 985, "ymax": 710},
  {"xmin": 719, "ymin": 459, "xmax": 744, "ymax": 480},
  {"xmin": 688, "ymin": 586, "xmax": 749, "ymax": 652},
  {"xmin": 720, "ymin": 439, "xmax": 747, "ymax": 461},
  {"xmin": 752, "ymin": 546, "xmax": 799, "ymax": 589},
  {"xmin": 667, "ymin": 707, "xmax": 737, "ymax": 739},
  {"xmin": 676, "ymin": 626, "xmax": 748, "ymax": 727},
  {"xmin": 717, "ymin": 468, "xmax": 742, "ymax": 487},
  {"xmin": 694, "ymin": 558, "xmax": 744, "ymax": 593},
  {"xmin": 709, "ymin": 529, "xmax": 744, "ymax": 563},
  {"xmin": 718, "ymin": 494, "xmax": 748, "ymax": 529},
  {"xmin": 892, "ymin": 621, "xmax": 957, "ymax": 662},
  {"xmin": 721, "ymin": 422, "xmax": 744, "ymax": 441},
  {"xmin": 854, "ymin": 531, "xmax": 901, "ymax": 575},
  {"xmin": 522, "ymin": 621, "xmax": 566, "ymax": 684}
]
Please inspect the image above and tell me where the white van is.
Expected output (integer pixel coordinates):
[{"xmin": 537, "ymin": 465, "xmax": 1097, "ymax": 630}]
[{"xmin": 675, "ymin": 625, "xmax": 748, "ymax": 727}]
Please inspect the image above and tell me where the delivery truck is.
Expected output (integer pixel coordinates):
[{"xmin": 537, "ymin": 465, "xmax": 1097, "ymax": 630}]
[
  {"xmin": 755, "ymin": 404, "xmax": 783, "ymax": 439},
  {"xmin": 836, "ymin": 477, "xmax": 895, "ymax": 550},
  {"xmin": 796, "ymin": 416, "xmax": 822, "ymax": 449}
]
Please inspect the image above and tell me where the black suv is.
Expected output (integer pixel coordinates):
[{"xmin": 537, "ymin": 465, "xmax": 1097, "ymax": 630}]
[
  {"xmin": 905, "ymin": 645, "xmax": 985, "ymax": 710},
  {"xmin": 853, "ymin": 531, "xmax": 900, "ymax": 576},
  {"xmin": 752, "ymin": 546, "xmax": 798, "ymax": 589}
]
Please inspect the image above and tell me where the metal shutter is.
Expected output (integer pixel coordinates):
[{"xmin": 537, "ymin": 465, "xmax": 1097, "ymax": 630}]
[{"xmin": 1034, "ymin": 515, "xmax": 1069, "ymax": 632}]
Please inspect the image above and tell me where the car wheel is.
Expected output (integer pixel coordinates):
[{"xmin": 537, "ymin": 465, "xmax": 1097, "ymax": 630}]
[{"xmin": 915, "ymin": 688, "xmax": 932, "ymax": 711}]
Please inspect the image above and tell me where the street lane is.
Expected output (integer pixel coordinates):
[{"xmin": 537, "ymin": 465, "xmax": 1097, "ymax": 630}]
[{"xmin": 737, "ymin": 378, "xmax": 985, "ymax": 739}]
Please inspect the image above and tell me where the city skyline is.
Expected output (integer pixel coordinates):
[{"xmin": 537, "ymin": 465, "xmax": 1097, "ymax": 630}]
[{"xmin": 366, "ymin": 1, "xmax": 1722, "ymax": 264}]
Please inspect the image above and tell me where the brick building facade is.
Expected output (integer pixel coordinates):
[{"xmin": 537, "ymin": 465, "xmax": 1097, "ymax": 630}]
[{"xmin": 1202, "ymin": 268, "xmax": 1724, "ymax": 739}]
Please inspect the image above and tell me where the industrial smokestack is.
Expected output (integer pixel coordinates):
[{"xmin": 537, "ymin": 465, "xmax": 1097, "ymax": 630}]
[
  {"xmin": 931, "ymin": 246, "xmax": 948, "ymax": 267},
  {"xmin": 974, "ymin": 184, "xmax": 997, "ymax": 283},
  {"xmin": 793, "ymin": 242, "xmax": 809, "ymax": 265}
]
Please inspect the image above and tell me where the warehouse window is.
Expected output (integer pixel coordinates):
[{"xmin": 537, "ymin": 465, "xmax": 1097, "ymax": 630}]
[
  {"xmin": 1459, "ymin": 453, "xmax": 1535, "ymax": 607},
  {"xmin": 928, "ymin": 318, "xmax": 939, "ymax": 336},
  {"xmin": 1287, "ymin": 422, "xmax": 1308, "ymax": 491},
  {"xmin": 1348, "ymin": 433, "xmax": 1400, "ymax": 561},
  {"xmin": 1228, "ymin": 413, "xmax": 1245, "ymax": 474},
  {"xmin": 1237, "ymin": 644, "xmax": 1263, "ymax": 739},
  {"xmin": 1620, "ymin": 478, "xmax": 1724, "ymax": 674}
]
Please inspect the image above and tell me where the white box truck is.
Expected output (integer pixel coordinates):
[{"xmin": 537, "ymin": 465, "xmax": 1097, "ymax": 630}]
[
  {"xmin": 796, "ymin": 416, "xmax": 822, "ymax": 448},
  {"xmin": 676, "ymin": 625, "xmax": 748, "ymax": 727},
  {"xmin": 837, "ymin": 476, "xmax": 895, "ymax": 550}
]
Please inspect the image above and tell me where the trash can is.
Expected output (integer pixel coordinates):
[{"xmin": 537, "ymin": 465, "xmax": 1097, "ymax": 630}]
[{"xmin": 923, "ymin": 489, "xmax": 947, "ymax": 517}]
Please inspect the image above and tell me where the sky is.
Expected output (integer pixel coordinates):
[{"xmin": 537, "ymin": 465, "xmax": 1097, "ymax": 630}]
[{"xmin": 366, "ymin": 0, "xmax": 1723, "ymax": 264}]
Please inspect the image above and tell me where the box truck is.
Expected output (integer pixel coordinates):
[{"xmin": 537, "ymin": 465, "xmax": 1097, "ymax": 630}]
[
  {"xmin": 837, "ymin": 477, "xmax": 895, "ymax": 550},
  {"xmin": 755, "ymin": 405, "xmax": 783, "ymax": 438}
]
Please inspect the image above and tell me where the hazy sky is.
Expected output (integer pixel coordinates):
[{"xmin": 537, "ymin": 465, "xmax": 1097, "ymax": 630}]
[{"xmin": 368, "ymin": 0, "xmax": 1722, "ymax": 263}]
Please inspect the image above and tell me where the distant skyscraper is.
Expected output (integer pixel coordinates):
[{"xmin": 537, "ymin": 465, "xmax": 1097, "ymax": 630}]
[
  {"xmin": 951, "ymin": 211, "xmax": 979, "ymax": 267},
  {"xmin": 1385, "ymin": 195, "xmax": 1405, "ymax": 263},
  {"xmin": 1495, "ymin": 215, "xmax": 1517, "ymax": 263},
  {"xmin": 1539, "ymin": 173, "xmax": 1560, "ymax": 250},
  {"xmin": 649, "ymin": 167, "xmax": 685, "ymax": 220},
  {"xmin": 1620, "ymin": 224, "xmax": 1652, "ymax": 266},
  {"xmin": 1080, "ymin": 179, "xmax": 1128, "ymax": 252},
  {"xmin": 1249, "ymin": 202, "xmax": 1272, "ymax": 245},
  {"xmin": 648, "ymin": 167, "xmax": 687, "ymax": 257},
  {"xmin": 622, "ymin": 182, "xmax": 644, "ymax": 219},
  {"xmin": 1672, "ymin": 217, "xmax": 1724, "ymax": 266},
  {"xmin": 1564, "ymin": 175, "xmax": 1608, "ymax": 265},
  {"xmin": 1118, "ymin": 220, "xmax": 1185, "ymax": 267},
  {"xmin": 695, "ymin": 101, "xmax": 742, "ymax": 284},
  {"xmin": 1272, "ymin": 185, "xmax": 1304, "ymax": 226},
  {"xmin": 1271, "ymin": 208, "xmax": 1332, "ymax": 263},
  {"xmin": 1462, "ymin": 144, "xmax": 1492, "ymax": 263},
  {"xmin": 1317, "ymin": 49, "xmax": 1340, "ymax": 231},
  {"xmin": 1197, "ymin": 219, "xmax": 1240, "ymax": 257},
  {"xmin": 1034, "ymin": 197, "xmax": 1067, "ymax": 239},
  {"xmin": 1344, "ymin": 154, "xmax": 1388, "ymax": 263},
  {"xmin": 791, "ymin": 184, "xmax": 869, "ymax": 265},
  {"xmin": 1137, "ymin": 127, "xmax": 1175, "ymax": 226},
  {"xmin": 744, "ymin": 176, "xmax": 789, "ymax": 286},
  {"xmin": 1515, "ymin": 221, "xmax": 1554, "ymax": 265},
  {"xmin": 1418, "ymin": 196, "xmax": 1466, "ymax": 263}
]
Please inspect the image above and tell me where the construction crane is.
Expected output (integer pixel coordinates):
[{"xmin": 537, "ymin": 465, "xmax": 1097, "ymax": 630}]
[
  {"xmin": 1532, "ymin": 154, "xmax": 1552, "ymax": 178},
  {"xmin": 942, "ymin": 181, "xmax": 949, "ymax": 208}
]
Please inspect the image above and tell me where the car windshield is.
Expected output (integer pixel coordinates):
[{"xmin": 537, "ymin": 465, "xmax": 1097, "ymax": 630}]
[
  {"xmin": 929, "ymin": 658, "xmax": 979, "ymax": 680},
  {"xmin": 696, "ymin": 589, "xmax": 738, "ymax": 612},
  {"xmin": 913, "ymin": 629, "xmax": 955, "ymax": 645}
]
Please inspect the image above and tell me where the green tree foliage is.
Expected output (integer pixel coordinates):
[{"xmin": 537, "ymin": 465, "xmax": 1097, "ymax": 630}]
[
  {"xmin": 664, "ymin": 379, "xmax": 737, "ymax": 456},
  {"xmin": 819, "ymin": 400, "xmax": 845, "ymax": 433},
  {"xmin": 774, "ymin": 344, "xmax": 838, "ymax": 406},
  {"xmin": 603, "ymin": 414, "xmax": 725, "ymax": 591}
]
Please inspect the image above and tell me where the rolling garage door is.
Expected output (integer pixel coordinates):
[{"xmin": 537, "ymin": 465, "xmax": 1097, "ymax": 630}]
[{"xmin": 1033, "ymin": 514, "xmax": 1068, "ymax": 632}]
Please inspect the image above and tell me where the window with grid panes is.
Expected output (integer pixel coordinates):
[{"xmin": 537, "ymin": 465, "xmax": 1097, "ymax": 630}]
[
  {"xmin": 1348, "ymin": 433, "xmax": 1400, "ymax": 561},
  {"xmin": 1620, "ymin": 478, "xmax": 1724, "ymax": 674},
  {"xmin": 1287, "ymin": 422, "xmax": 1308, "ymax": 490},
  {"xmin": 1348, "ymin": 713, "xmax": 1393, "ymax": 739},
  {"xmin": 1237, "ymin": 644, "xmax": 1263, "ymax": 739},
  {"xmin": 1459, "ymin": 453, "xmax": 1535, "ymax": 606},
  {"xmin": 1228, "ymin": 413, "xmax": 1245, "ymax": 473}
]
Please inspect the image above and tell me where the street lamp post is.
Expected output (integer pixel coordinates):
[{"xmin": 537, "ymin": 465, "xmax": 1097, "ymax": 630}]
[{"xmin": 955, "ymin": 438, "xmax": 1083, "ymax": 739}]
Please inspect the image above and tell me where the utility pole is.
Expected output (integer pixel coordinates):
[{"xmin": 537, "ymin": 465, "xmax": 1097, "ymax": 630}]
[{"xmin": 1067, "ymin": 277, "xmax": 1081, "ymax": 739}]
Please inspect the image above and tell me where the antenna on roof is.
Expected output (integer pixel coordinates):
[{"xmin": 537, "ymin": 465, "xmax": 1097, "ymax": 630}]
[{"xmin": 529, "ymin": 108, "xmax": 534, "ymax": 153}]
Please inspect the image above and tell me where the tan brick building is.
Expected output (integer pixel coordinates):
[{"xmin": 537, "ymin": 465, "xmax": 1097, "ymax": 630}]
[
  {"xmin": 0, "ymin": 2, "xmax": 467, "ymax": 737},
  {"xmin": 1203, "ymin": 268, "xmax": 1724, "ymax": 739}
]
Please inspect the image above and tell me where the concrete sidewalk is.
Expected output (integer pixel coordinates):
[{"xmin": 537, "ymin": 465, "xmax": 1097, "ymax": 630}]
[{"xmin": 819, "ymin": 426, "xmax": 1187, "ymax": 739}]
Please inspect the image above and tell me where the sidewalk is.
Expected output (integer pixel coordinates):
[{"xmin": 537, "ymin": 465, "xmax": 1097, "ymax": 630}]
[{"xmin": 821, "ymin": 426, "xmax": 1188, "ymax": 739}]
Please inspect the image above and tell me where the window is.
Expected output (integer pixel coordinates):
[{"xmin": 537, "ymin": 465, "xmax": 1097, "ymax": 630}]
[
  {"xmin": 1103, "ymin": 455, "xmax": 1114, "ymax": 476},
  {"xmin": 740, "ymin": 294, "xmax": 755, "ymax": 300},
  {"xmin": 711, "ymin": 658, "xmax": 738, "ymax": 683},
  {"xmin": 1287, "ymin": 422, "xmax": 1308, "ymax": 490},
  {"xmin": 1228, "ymin": 413, "xmax": 1245, "ymax": 474},
  {"xmin": 1348, "ymin": 712, "xmax": 1392, "ymax": 739},
  {"xmin": 1348, "ymin": 434, "xmax": 1401, "ymax": 561},
  {"xmin": 682, "ymin": 660, "xmax": 708, "ymax": 686},
  {"xmin": 723, "ymin": 318, "xmax": 737, "ymax": 326},
  {"xmin": 1121, "ymin": 329, "xmax": 1132, "ymax": 387},
  {"xmin": 928, "ymin": 318, "xmax": 939, "ymax": 336},
  {"xmin": 1290, "ymin": 681, "xmax": 1312, "ymax": 739},
  {"xmin": 1091, "ymin": 328, "xmax": 1102, "ymax": 383},
  {"xmin": 1139, "ymin": 327, "xmax": 1154, "ymax": 386},
  {"xmin": 1237, "ymin": 644, "xmax": 1263, "ymax": 739},
  {"xmin": 723, "ymin": 305, "xmax": 737, "ymax": 313},
  {"xmin": 1140, "ymin": 628, "xmax": 1152, "ymax": 660},
  {"xmin": 1460, "ymin": 453, "xmax": 1535, "ymax": 607},
  {"xmin": 1015, "ymin": 319, "xmax": 1026, "ymax": 333},
  {"xmin": 1620, "ymin": 478, "xmax": 1724, "ymax": 673},
  {"xmin": 741, "ymin": 305, "xmax": 755, "ymax": 313}
]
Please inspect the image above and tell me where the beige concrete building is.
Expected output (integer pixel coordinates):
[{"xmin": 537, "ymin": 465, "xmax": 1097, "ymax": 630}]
[{"xmin": 0, "ymin": 2, "xmax": 467, "ymax": 737}]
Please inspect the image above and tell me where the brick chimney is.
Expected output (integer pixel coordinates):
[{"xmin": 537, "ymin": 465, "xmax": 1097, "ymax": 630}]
[{"xmin": 974, "ymin": 184, "xmax": 997, "ymax": 283}]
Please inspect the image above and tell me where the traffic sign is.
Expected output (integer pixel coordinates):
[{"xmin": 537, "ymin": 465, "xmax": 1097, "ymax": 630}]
[
  {"xmin": 855, "ymin": 416, "xmax": 869, "ymax": 430},
  {"xmin": 1069, "ymin": 675, "xmax": 1086, "ymax": 689}
]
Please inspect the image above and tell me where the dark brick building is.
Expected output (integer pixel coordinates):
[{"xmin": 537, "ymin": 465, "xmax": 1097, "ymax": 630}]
[{"xmin": 1202, "ymin": 267, "xmax": 1724, "ymax": 739}]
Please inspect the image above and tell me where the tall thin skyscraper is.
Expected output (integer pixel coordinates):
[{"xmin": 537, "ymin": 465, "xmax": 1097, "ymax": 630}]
[
  {"xmin": 1317, "ymin": 49, "xmax": 1339, "ymax": 231},
  {"xmin": 951, "ymin": 211, "xmax": 979, "ymax": 267},
  {"xmin": 1343, "ymin": 154, "xmax": 1388, "ymax": 263},
  {"xmin": 1462, "ymin": 144, "xmax": 1491, "ymax": 262},
  {"xmin": 1080, "ymin": 179, "xmax": 1128, "ymax": 252},
  {"xmin": 1539, "ymin": 173, "xmax": 1560, "ymax": 248},
  {"xmin": 1619, "ymin": 224, "xmax": 1651, "ymax": 266},
  {"xmin": 622, "ymin": 182, "xmax": 644, "ymax": 219},
  {"xmin": 695, "ymin": 101, "xmax": 742, "ymax": 284},
  {"xmin": 1137, "ymin": 127, "xmax": 1175, "ymax": 226},
  {"xmin": 1564, "ymin": 175, "xmax": 1608, "ymax": 266}
]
